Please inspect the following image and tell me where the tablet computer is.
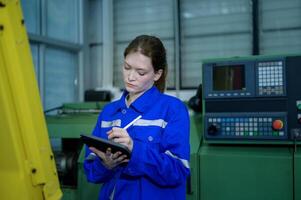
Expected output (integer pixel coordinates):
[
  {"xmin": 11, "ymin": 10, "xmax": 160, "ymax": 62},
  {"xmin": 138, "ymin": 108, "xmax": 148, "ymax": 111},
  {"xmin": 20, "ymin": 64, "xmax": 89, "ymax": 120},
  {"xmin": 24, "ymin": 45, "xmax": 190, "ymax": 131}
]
[{"xmin": 80, "ymin": 134, "xmax": 131, "ymax": 158}]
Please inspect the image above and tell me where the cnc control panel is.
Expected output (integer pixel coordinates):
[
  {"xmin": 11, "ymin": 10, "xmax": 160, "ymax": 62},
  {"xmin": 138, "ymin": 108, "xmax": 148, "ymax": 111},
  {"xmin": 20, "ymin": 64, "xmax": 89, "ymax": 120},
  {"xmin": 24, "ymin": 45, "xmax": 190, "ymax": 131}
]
[{"xmin": 203, "ymin": 55, "xmax": 301, "ymax": 142}]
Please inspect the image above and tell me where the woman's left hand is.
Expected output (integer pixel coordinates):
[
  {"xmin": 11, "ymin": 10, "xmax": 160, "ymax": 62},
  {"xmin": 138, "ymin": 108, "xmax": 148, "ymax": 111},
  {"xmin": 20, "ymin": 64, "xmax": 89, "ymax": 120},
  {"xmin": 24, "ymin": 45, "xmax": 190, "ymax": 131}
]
[{"xmin": 107, "ymin": 127, "xmax": 134, "ymax": 152}]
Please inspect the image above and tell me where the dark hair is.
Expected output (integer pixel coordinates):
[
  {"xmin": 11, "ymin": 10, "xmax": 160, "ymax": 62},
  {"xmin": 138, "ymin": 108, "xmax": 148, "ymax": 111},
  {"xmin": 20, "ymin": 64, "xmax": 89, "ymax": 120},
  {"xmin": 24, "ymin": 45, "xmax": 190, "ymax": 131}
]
[{"xmin": 124, "ymin": 35, "xmax": 168, "ymax": 93}]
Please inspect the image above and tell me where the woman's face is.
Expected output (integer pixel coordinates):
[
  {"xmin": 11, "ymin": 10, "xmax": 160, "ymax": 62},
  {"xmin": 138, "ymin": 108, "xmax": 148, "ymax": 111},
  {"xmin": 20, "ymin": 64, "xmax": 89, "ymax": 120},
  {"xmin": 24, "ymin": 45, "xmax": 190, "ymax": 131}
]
[{"xmin": 123, "ymin": 52, "xmax": 162, "ymax": 97}]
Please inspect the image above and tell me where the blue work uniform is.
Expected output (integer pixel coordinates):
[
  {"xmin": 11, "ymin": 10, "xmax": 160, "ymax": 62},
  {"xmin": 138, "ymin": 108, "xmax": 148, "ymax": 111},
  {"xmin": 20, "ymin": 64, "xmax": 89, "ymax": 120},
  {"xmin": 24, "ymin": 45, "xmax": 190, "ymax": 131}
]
[{"xmin": 84, "ymin": 86, "xmax": 190, "ymax": 200}]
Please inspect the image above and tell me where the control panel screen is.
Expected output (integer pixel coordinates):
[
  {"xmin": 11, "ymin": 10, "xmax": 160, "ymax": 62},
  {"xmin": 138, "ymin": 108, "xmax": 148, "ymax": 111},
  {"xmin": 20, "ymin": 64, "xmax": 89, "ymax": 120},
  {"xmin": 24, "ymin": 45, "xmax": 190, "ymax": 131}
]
[{"xmin": 213, "ymin": 65, "xmax": 246, "ymax": 91}]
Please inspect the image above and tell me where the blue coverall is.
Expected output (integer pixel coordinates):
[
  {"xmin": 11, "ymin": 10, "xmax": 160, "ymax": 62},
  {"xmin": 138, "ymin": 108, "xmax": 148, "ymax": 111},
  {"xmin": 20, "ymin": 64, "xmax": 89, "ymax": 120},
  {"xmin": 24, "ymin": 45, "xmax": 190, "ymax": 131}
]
[{"xmin": 84, "ymin": 86, "xmax": 190, "ymax": 200}]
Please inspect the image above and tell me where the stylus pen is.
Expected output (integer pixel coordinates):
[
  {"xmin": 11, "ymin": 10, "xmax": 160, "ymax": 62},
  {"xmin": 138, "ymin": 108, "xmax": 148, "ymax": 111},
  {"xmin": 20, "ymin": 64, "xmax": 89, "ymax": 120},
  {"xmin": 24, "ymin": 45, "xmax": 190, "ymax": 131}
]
[
  {"xmin": 86, "ymin": 115, "xmax": 142, "ymax": 160},
  {"xmin": 123, "ymin": 115, "xmax": 142, "ymax": 130}
]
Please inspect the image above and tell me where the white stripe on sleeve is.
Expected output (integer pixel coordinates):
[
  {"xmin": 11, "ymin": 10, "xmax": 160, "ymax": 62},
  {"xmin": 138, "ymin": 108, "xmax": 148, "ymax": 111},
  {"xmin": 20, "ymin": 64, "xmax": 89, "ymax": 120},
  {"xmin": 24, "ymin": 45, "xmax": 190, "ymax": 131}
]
[{"xmin": 165, "ymin": 150, "xmax": 190, "ymax": 169}]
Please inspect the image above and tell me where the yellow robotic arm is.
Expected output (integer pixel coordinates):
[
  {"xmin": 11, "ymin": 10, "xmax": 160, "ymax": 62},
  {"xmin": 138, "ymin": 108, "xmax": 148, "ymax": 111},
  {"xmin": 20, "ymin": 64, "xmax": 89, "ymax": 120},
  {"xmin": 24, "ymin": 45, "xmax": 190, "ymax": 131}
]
[{"xmin": 0, "ymin": 0, "xmax": 62, "ymax": 199}]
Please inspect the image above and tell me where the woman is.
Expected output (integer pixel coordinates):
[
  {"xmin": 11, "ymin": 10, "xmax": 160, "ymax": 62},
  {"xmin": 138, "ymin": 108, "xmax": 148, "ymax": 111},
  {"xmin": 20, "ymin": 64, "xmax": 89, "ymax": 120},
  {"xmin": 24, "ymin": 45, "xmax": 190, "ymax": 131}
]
[{"xmin": 84, "ymin": 35, "xmax": 190, "ymax": 200}]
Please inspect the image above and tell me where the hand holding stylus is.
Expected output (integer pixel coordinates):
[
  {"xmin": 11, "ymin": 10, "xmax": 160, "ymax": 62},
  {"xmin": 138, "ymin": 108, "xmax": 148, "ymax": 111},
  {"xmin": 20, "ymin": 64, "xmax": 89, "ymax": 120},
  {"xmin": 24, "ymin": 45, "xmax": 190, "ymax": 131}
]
[
  {"xmin": 107, "ymin": 115, "xmax": 142, "ymax": 152},
  {"xmin": 88, "ymin": 115, "xmax": 141, "ymax": 169}
]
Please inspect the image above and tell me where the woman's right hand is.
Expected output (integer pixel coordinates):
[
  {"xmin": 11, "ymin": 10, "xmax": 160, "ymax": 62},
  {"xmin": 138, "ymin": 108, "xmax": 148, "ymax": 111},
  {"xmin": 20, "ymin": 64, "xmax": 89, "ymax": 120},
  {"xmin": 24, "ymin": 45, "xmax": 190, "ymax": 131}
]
[{"xmin": 89, "ymin": 147, "xmax": 129, "ymax": 170}]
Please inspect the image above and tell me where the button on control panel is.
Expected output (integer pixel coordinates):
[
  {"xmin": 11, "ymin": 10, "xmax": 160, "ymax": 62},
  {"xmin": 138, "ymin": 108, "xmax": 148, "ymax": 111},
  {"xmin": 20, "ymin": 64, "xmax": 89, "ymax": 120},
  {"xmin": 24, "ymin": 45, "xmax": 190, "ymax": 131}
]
[{"xmin": 272, "ymin": 119, "xmax": 284, "ymax": 130}]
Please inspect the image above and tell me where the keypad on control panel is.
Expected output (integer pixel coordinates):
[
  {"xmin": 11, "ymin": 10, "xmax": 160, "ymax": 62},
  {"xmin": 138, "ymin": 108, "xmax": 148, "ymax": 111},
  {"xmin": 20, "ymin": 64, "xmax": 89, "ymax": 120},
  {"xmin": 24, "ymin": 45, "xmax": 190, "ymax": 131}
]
[
  {"xmin": 257, "ymin": 61, "xmax": 284, "ymax": 96},
  {"xmin": 207, "ymin": 117, "xmax": 285, "ymax": 138}
]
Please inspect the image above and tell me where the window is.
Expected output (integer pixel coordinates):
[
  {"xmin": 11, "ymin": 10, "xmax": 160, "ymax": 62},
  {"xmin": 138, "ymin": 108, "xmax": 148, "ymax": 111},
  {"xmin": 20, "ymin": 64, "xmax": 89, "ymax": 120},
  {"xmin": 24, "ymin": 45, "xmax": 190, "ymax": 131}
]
[
  {"xmin": 44, "ymin": 47, "xmax": 78, "ymax": 110},
  {"xmin": 21, "ymin": 0, "xmax": 40, "ymax": 34},
  {"xmin": 21, "ymin": 0, "xmax": 82, "ymax": 111},
  {"xmin": 46, "ymin": 0, "xmax": 80, "ymax": 43}
]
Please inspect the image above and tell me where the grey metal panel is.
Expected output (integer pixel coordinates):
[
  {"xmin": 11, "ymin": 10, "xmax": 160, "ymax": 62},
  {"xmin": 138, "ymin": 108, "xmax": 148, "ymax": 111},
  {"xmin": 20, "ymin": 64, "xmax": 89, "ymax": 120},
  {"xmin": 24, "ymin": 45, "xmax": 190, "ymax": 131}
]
[
  {"xmin": 180, "ymin": 0, "xmax": 252, "ymax": 88},
  {"xmin": 113, "ymin": 0, "xmax": 175, "ymax": 88},
  {"xmin": 260, "ymin": 0, "xmax": 301, "ymax": 54}
]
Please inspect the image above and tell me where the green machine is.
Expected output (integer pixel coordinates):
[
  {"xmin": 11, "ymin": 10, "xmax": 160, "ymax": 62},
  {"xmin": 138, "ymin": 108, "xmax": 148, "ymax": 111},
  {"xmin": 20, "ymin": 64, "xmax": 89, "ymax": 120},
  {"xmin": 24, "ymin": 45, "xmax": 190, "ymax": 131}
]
[
  {"xmin": 187, "ymin": 112, "xmax": 203, "ymax": 200},
  {"xmin": 200, "ymin": 54, "xmax": 301, "ymax": 200},
  {"xmin": 46, "ymin": 102, "xmax": 106, "ymax": 200}
]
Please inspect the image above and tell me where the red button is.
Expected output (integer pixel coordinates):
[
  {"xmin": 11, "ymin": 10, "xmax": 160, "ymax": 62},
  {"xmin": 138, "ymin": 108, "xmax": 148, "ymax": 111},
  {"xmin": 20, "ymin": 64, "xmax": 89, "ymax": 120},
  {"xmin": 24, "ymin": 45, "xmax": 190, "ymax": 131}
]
[{"xmin": 272, "ymin": 120, "xmax": 283, "ymax": 130}]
